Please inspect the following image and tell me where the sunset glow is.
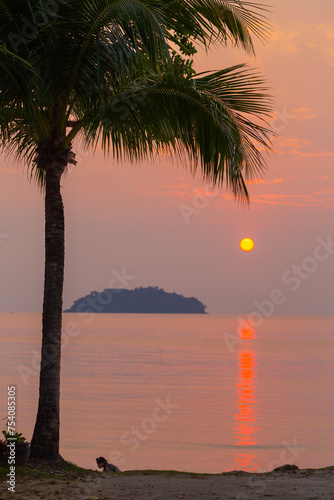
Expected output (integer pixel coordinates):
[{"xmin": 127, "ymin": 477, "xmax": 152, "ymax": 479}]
[{"xmin": 0, "ymin": 0, "xmax": 333, "ymax": 316}]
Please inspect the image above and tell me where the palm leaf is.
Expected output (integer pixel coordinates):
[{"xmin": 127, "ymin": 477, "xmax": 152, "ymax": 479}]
[
  {"xmin": 0, "ymin": 0, "xmax": 274, "ymax": 201},
  {"xmin": 68, "ymin": 65, "xmax": 272, "ymax": 199},
  {"xmin": 162, "ymin": 0, "xmax": 271, "ymax": 52}
]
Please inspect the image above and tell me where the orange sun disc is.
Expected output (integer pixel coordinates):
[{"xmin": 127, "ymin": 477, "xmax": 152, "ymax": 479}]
[{"xmin": 240, "ymin": 238, "xmax": 254, "ymax": 252}]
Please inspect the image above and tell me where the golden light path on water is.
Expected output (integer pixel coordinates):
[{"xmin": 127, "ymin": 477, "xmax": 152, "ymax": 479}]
[{"xmin": 233, "ymin": 326, "xmax": 259, "ymax": 471}]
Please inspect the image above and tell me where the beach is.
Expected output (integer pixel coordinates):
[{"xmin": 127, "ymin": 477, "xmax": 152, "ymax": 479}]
[{"xmin": 8, "ymin": 468, "xmax": 334, "ymax": 500}]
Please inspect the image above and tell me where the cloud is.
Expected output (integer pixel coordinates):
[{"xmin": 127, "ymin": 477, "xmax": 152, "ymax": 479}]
[
  {"xmin": 307, "ymin": 25, "xmax": 334, "ymax": 65},
  {"xmin": 137, "ymin": 161, "xmax": 334, "ymax": 211},
  {"xmin": 215, "ymin": 186, "xmax": 334, "ymax": 209},
  {"xmin": 274, "ymin": 137, "xmax": 334, "ymax": 159},
  {"xmin": 291, "ymin": 108, "xmax": 308, "ymax": 113},
  {"xmin": 248, "ymin": 193, "xmax": 329, "ymax": 209},
  {"xmin": 290, "ymin": 108, "xmax": 316, "ymax": 121},
  {"xmin": 275, "ymin": 137, "xmax": 309, "ymax": 148},
  {"xmin": 239, "ymin": 183, "xmax": 334, "ymax": 209},
  {"xmin": 268, "ymin": 29, "xmax": 302, "ymax": 53},
  {"xmin": 250, "ymin": 193, "xmax": 313, "ymax": 207},
  {"xmin": 138, "ymin": 176, "xmax": 296, "ymax": 200},
  {"xmin": 138, "ymin": 180, "xmax": 217, "ymax": 200},
  {"xmin": 291, "ymin": 150, "xmax": 334, "ymax": 158},
  {"xmin": 247, "ymin": 178, "xmax": 283, "ymax": 185},
  {"xmin": 265, "ymin": 24, "xmax": 334, "ymax": 66}
]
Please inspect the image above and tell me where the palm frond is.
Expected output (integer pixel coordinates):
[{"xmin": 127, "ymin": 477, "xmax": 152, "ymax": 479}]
[
  {"xmin": 162, "ymin": 0, "xmax": 271, "ymax": 53},
  {"xmin": 69, "ymin": 66, "xmax": 273, "ymax": 200},
  {"xmin": 0, "ymin": 0, "xmax": 274, "ymax": 200}
]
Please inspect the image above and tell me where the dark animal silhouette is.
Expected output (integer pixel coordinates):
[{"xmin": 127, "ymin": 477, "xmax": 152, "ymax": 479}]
[{"xmin": 96, "ymin": 456, "xmax": 120, "ymax": 472}]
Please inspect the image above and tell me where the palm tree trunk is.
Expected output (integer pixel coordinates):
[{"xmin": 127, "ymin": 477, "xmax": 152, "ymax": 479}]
[{"xmin": 30, "ymin": 164, "xmax": 65, "ymax": 460}]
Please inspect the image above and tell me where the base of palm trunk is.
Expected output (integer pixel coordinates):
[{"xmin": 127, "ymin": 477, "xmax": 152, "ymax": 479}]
[
  {"xmin": 29, "ymin": 443, "xmax": 63, "ymax": 462},
  {"xmin": 28, "ymin": 451, "xmax": 65, "ymax": 464}
]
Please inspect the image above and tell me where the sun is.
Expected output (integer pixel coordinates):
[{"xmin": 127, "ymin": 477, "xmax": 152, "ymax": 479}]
[{"xmin": 240, "ymin": 238, "xmax": 254, "ymax": 252}]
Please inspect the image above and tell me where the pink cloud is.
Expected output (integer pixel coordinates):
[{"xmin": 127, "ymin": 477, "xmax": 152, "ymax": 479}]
[
  {"xmin": 138, "ymin": 180, "xmax": 217, "ymax": 200},
  {"xmin": 242, "ymin": 186, "xmax": 334, "ymax": 209},
  {"xmin": 291, "ymin": 150, "xmax": 334, "ymax": 158},
  {"xmin": 247, "ymin": 178, "xmax": 283, "ymax": 185},
  {"xmin": 266, "ymin": 24, "xmax": 334, "ymax": 66},
  {"xmin": 274, "ymin": 137, "xmax": 334, "ymax": 158}
]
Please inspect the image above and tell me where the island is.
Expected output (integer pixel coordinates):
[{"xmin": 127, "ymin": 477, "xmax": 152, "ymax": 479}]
[{"xmin": 65, "ymin": 286, "xmax": 207, "ymax": 314}]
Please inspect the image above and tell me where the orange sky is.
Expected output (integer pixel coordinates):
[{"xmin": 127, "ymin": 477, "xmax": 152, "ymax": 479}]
[{"xmin": 1, "ymin": 1, "xmax": 334, "ymax": 314}]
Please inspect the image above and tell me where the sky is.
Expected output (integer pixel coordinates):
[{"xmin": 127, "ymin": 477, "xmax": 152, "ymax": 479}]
[{"xmin": 0, "ymin": 0, "xmax": 334, "ymax": 315}]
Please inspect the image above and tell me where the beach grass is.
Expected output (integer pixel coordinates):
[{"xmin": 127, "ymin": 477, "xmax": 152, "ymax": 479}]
[
  {"xmin": 1, "ymin": 460, "xmax": 334, "ymax": 482},
  {"xmin": 0, "ymin": 460, "xmax": 98, "ymax": 481}
]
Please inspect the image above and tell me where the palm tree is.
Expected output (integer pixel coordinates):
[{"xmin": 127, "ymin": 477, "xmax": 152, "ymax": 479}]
[{"xmin": 0, "ymin": 0, "xmax": 273, "ymax": 461}]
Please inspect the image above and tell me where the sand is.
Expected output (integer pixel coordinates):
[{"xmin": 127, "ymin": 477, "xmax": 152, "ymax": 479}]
[{"xmin": 5, "ymin": 468, "xmax": 334, "ymax": 500}]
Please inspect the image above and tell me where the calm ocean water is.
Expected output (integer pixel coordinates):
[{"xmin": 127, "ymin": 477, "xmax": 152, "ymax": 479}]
[{"xmin": 1, "ymin": 313, "xmax": 334, "ymax": 473}]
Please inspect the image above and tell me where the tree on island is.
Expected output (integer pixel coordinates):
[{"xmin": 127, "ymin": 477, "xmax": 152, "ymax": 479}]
[{"xmin": 0, "ymin": 0, "xmax": 273, "ymax": 461}]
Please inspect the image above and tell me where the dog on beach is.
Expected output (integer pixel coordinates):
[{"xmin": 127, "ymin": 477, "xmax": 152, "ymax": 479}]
[{"xmin": 96, "ymin": 456, "xmax": 121, "ymax": 472}]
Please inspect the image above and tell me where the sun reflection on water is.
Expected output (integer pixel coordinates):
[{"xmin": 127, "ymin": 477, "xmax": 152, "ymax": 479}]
[
  {"xmin": 232, "ymin": 327, "xmax": 259, "ymax": 470},
  {"xmin": 239, "ymin": 326, "xmax": 255, "ymax": 340}
]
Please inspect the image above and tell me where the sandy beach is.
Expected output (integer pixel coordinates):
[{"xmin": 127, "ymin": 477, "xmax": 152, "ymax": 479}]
[{"xmin": 5, "ymin": 467, "xmax": 334, "ymax": 500}]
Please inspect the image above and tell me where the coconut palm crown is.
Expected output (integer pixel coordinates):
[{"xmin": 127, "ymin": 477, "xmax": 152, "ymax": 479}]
[{"xmin": 0, "ymin": 0, "xmax": 273, "ymax": 460}]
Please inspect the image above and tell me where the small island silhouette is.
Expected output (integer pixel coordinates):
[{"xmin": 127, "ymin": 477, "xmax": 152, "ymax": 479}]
[{"xmin": 65, "ymin": 286, "xmax": 207, "ymax": 314}]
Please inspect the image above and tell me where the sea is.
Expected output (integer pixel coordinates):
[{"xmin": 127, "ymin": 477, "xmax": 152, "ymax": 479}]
[{"xmin": 1, "ymin": 313, "xmax": 334, "ymax": 474}]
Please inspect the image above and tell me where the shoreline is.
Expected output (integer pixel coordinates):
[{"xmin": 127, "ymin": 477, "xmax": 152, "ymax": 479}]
[{"xmin": 4, "ymin": 465, "xmax": 334, "ymax": 499}]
